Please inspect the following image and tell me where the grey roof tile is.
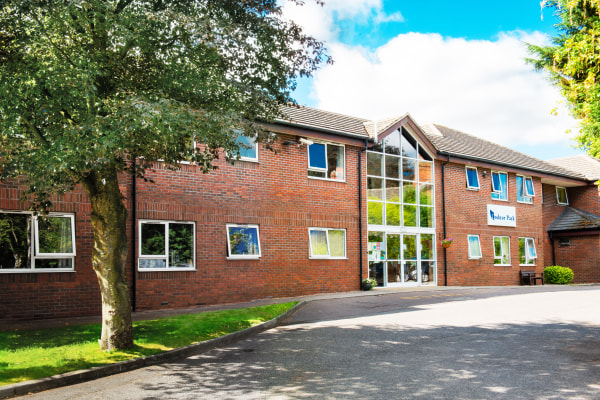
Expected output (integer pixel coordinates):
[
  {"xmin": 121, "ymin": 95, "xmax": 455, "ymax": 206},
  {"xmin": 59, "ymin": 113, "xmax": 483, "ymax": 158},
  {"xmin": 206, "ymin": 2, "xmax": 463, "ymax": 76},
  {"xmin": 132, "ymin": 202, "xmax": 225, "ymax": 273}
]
[
  {"xmin": 548, "ymin": 206, "xmax": 600, "ymax": 232},
  {"xmin": 423, "ymin": 124, "xmax": 585, "ymax": 179},
  {"xmin": 549, "ymin": 154, "xmax": 600, "ymax": 180},
  {"xmin": 277, "ymin": 105, "xmax": 370, "ymax": 138}
]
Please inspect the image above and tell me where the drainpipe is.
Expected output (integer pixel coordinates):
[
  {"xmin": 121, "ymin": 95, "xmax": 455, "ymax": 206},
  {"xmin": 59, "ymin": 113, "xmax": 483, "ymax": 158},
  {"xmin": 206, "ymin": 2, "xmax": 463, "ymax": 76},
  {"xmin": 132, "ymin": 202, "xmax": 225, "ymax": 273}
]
[
  {"xmin": 441, "ymin": 154, "xmax": 450, "ymax": 286},
  {"xmin": 549, "ymin": 232, "xmax": 556, "ymax": 266},
  {"xmin": 131, "ymin": 159, "xmax": 137, "ymax": 312}
]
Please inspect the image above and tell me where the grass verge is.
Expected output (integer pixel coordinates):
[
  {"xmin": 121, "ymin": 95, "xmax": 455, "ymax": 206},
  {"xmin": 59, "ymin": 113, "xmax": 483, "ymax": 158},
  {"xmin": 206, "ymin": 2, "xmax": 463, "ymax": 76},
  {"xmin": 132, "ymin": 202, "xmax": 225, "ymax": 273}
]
[{"xmin": 0, "ymin": 301, "xmax": 297, "ymax": 386}]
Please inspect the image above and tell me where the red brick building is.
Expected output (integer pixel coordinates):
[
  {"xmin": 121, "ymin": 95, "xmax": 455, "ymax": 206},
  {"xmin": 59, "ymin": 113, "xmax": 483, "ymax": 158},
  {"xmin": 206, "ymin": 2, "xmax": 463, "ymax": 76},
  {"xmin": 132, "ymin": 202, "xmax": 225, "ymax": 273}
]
[{"xmin": 2, "ymin": 106, "xmax": 600, "ymax": 321}]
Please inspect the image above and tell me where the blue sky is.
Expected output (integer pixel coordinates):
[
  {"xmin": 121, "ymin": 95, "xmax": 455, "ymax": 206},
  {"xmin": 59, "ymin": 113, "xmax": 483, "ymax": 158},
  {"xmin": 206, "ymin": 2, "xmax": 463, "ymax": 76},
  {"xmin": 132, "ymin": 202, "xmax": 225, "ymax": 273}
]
[{"xmin": 284, "ymin": 0, "xmax": 584, "ymax": 161}]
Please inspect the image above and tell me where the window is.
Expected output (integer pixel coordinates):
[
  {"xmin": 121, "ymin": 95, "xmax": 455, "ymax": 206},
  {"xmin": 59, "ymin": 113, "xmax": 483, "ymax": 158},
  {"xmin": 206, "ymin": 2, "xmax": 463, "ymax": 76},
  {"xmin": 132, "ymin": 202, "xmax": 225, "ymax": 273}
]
[
  {"xmin": 556, "ymin": 187, "xmax": 569, "ymax": 205},
  {"xmin": 491, "ymin": 171, "xmax": 508, "ymax": 200},
  {"xmin": 519, "ymin": 237, "xmax": 537, "ymax": 265},
  {"xmin": 308, "ymin": 142, "xmax": 345, "ymax": 181},
  {"xmin": 309, "ymin": 228, "xmax": 346, "ymax": 258},
  {"xmin": 516, "ymin": 175, "xmax": 534, "ymax": 204},
  {"xmin": 236, "ymin": 134, "xmax": 258, "ymax": 162},
  {"xmin": 367, "ymin": 128, "xmax": 434, "ymax": 229},
  {"xmin": 227, "ymin": 224, "xmax": 261, "ymax": 259},
  {"xmin": 139, "ymin": 221, "xmax": 195, "ymax": 269},
  {"xmin": 466, "ymin": 167, "xmax": 479, "ymax": 190},
  {"xmin": 467, "ymin": 235, "xmax": 482, "ymax": 259},
  {"xmin": 0, "ymin": 212, "xmax": 75, "ymax": 271},
  {"xmin": 558, "ymin": 238, "xmax": 571, "ymax": 247},
  {"xmin": 493, "ymin": 236, "xmax": 510, "ymax": 265}
]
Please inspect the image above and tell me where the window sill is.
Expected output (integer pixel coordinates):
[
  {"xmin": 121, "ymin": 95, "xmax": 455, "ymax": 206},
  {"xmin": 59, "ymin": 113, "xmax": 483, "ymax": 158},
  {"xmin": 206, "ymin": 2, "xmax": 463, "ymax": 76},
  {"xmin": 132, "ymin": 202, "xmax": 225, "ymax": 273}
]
[
  {"xmin": 238, "ymin": 157, "xmax": 259, "ymax": 163},
  {"xmin": 557, "ymin": 203, "xmax": 569, "ymax": 206},
  {"xmin": 0, "ymin": 269, "xmax": 75, "ymax": 274},
  {"xmin": 494, "ymin": 264, "xmax": 511, "ymax": 267},
  {"xmin": 308, "ymin": 176, "xmax": 346, "ymax": 183},
  {"xmin": 517, "ymin": 200, "xmax": 534, "ymax": 205},
  {"xmin": 227, "ymin": 256, "xmax": 261, "ymax": 260},
  {"xmin": 309, "ymin": 257, "xmax": 348, "ymax": 260},
  {"xmin": 138, "ymin": 267, "xmax": 196, "ymax": 272},
  {"xmin": 491, "ymin": 198, "xmax": 509, "ymax": 202},
  {"xmin": 519, "ymin": 264, "xmax": 536, "ymax": 266},
  {"xmin": 468, "ymin": 257, "xmax": 482, "ymax": 260},
  {"xmin": 466, "ymin": 187, "xmax": 480, "ymax": 191}
]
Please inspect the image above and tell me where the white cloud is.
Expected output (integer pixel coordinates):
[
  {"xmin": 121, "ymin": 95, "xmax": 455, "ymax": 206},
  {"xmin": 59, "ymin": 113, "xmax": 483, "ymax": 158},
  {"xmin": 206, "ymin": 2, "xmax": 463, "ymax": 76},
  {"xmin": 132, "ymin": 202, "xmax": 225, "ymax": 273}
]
[
  {"xmin": 312, "ymin": 31, "xmax": 577, "ymax": 148},
  {"xmin": 281, "ymin": 1, "xmax": 579, "ymax": 152}
]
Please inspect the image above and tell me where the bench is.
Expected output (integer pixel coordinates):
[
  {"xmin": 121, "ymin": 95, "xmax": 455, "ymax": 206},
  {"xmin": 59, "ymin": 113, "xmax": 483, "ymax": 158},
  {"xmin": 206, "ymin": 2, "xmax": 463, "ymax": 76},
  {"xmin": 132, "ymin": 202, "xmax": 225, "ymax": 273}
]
[{"xmin": 520, "ymin": 270, "xmax": 544, "ymax": 285}]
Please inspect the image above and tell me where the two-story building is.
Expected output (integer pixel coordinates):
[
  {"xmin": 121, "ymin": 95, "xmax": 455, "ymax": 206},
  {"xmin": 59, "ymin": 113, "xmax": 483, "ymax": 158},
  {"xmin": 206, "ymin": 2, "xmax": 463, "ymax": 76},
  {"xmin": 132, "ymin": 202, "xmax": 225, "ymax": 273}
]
[{"xmin": 1, "ymin": 105, "xmax": 600, "ymax": 321}]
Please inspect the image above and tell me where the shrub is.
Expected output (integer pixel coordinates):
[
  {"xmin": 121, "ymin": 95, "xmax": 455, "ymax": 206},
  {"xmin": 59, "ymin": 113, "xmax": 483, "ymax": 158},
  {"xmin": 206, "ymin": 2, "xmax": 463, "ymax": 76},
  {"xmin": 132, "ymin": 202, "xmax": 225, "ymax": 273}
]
[{"xmin": 544, "ymin": 266, "xmax": 574, "ymax": 284}]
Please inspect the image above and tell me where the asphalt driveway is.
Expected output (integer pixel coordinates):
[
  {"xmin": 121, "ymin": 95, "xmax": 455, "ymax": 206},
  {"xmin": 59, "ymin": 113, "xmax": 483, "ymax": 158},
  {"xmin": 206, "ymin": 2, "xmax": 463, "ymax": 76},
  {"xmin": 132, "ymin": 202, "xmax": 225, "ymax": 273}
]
[{"xmin": 20, "ymin": 286, "xmax": 600, "ymax": 399}]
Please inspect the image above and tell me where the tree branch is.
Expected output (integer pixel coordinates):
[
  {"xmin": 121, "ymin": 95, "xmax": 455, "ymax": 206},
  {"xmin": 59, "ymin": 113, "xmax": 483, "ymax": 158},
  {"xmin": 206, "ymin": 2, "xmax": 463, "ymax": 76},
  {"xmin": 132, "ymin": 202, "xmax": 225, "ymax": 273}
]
[{"xmin": 32, "ymin": 12, "xmax": 77, "ymax": 69}]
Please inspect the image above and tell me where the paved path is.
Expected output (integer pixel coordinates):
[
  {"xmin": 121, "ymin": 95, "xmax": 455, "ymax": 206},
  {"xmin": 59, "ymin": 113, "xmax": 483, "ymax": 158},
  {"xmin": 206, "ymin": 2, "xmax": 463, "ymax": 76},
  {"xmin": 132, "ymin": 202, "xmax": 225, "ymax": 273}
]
[{"xmin": 20, "ymin": 286, "xmax": 600, "ymax": 399}]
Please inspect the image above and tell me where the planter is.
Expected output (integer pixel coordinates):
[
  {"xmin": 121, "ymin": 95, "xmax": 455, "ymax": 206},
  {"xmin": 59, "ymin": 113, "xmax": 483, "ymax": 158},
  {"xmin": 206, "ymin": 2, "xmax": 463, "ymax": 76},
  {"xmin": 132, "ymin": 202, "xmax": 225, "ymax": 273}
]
[
  {"xmin": 442, "ymin": 242, "xmax": 452, "ymax": 248},
  {"xmin": 362, "ymin": 283, "xmax": 375, "ymax": 291}
]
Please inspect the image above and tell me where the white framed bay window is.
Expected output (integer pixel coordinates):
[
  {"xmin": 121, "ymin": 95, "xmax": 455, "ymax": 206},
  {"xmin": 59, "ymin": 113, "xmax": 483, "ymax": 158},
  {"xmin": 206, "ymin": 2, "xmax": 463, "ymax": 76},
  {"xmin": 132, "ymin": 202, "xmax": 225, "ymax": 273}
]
[
  {"xmin": 138, "ymin": 220, "xmax": 195, "ymax": 270},
  {"xmin": 0, "ymin": 212, "xmax": 76, "ymax": 272},
  {"xmin": 309, "ymin": 228, "xmax": 346, "ymax": 259}
]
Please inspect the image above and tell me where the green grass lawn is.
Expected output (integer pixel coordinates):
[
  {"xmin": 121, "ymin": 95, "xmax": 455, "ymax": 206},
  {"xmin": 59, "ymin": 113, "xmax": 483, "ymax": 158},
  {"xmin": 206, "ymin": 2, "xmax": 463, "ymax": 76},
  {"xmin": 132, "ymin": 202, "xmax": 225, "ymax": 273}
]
[{"xmin": 0, "ymin": 302, "xmax": 297, "ymax": 386}]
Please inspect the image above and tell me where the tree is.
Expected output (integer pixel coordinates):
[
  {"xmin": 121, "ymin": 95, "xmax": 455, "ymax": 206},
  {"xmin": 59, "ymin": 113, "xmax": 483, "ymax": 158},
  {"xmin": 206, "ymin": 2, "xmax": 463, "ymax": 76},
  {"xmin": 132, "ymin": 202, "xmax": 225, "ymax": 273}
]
[
  {"xmin": 0, "ymin": 0, "xmax": 329, "ymax": 350},
  {"xmin": 528, "ymin": 0, "xmax": 600, "ymax": 156}
]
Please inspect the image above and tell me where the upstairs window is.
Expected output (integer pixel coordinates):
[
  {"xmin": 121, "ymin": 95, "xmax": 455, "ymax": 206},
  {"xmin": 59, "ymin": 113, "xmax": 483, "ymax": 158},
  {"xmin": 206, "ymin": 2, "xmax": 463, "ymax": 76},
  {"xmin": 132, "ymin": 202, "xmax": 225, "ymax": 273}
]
[
  {"xmin": 0, "ymin": 212, "xmax": 76, "ymax": 271},
  {"xmin": 236, "ymin": 134, "xmax": 258, "ymax": 162},
  {"xmin": 493, "ymin": 236, "xmax": 510, "ymax": 265},
  {"xmin": 516, "ymin": 175, "xmax": 534, "ymax": 204},
  {"xmin": 466, "ymin": 167, "xmax": 479, "ymax": 190},
  {"xmin": 309, "ymin": 228, "xmax": 346, "ymax": 258},
  {"xmin": 491, "ymin": 171, "xmax": 508, "ymax": 201},
  {"xmin": 519, "ymin": 237, "xmax": 537, "ymax": 265},
  {"xmin": 308, "ymin": 142, "xmax": 345, "ymax": 181},
  {"xmin": 227, "ymin": 224, "xmax": 261, "ymax": 259},
  {"xmin": 556, "ymin": 187, "xmax": 569, "ymax": 205},
  {"xmin": 139, "ymin": 221, "xmax": 195, "ymax": 269},
  {"xmin": 467, "ymin": 235, "xmax": 482, "ymax": 259}
]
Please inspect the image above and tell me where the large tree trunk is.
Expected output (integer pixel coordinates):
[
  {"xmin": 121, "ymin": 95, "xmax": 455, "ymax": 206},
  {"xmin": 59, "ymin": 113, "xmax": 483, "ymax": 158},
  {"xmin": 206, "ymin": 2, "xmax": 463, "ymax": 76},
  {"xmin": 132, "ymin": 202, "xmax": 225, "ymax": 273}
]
[{"xmin": 82, "ymin": 164, "xmax": 134, "ymax": 350}]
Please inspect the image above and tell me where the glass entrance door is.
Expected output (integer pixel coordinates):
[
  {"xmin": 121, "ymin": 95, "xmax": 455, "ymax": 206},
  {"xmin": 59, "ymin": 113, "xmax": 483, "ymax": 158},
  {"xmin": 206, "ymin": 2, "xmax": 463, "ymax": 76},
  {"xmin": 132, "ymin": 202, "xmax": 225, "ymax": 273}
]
[{"xmin": 368, "ymin": 231, "xmax": 436, "ymax": 287}]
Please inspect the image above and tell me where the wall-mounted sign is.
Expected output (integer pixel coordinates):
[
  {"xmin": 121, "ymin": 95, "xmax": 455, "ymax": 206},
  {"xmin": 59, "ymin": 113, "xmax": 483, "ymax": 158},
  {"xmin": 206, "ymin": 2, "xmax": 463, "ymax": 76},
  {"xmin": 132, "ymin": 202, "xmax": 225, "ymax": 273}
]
[{"xmin": 487, "ymin": 204, "xmax": 516, "ymax": 227}]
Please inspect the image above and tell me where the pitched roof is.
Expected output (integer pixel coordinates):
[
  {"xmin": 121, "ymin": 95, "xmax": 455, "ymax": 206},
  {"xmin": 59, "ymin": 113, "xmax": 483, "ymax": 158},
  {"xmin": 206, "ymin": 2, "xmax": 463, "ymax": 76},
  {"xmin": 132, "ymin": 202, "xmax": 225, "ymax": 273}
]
[
  {"xmin": 276, "ymin": 105, "xmax": 409, "ymax": 139},
  {"xmin": 549, "ymin": 154, "xmax": 600, "ymax": 180},
  {"xmin": 277, "ymin": 105, "xmax": 370, "ymax": 138},
  {"xmin": 421, "ymin": 124, "xmax": 585, "ymax": 179},
  {"xmin": 548, "ymin": 206, "xmax": 600, "ymax": 232}
]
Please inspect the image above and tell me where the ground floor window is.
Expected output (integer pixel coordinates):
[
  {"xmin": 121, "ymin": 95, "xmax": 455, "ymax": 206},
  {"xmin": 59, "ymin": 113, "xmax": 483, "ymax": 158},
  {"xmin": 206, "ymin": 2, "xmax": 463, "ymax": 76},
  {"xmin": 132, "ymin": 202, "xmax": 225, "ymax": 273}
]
[
  {"xmin": 0, "ymin": 212, "xmax": 75, "ymax": 271},
  {"xmin": 519, "ymin": 237, "xmax": 537, "ymax": 265},
  {"xmin": 309, "ymin": 228, "xmax": 346, "ymax": 258},
  {"xmin": 227, "ymin": 224, "xmax": 261, "ymax": 259},
  {"xmin": 139, "ymin": 220, "xmax": 195, "ymax": 269},
  {"xmin": 493, "ymin": 236, "xmax": 510, "ymax": 265},
  {"xmin": 468, "ymin": 235, "xmax": 482, "ymax": 259},
  {"xmin": 368, "ymin": 231, "xmax": 436, "ymax": 286}
]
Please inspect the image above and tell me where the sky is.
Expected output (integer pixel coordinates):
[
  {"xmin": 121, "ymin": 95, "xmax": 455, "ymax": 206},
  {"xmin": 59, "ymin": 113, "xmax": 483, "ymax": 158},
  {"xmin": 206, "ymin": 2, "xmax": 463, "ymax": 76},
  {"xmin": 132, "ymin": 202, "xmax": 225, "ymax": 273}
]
[{"xmin": 281, "ymin": 0, "xmax": 585, "ymax": 161}]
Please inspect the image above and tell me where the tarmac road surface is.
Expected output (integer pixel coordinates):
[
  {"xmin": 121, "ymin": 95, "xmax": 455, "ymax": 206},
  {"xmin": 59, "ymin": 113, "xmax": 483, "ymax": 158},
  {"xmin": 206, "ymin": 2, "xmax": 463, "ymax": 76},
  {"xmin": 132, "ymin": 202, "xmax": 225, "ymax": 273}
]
[{"xmin": 20, "ymin": 286, "xmax": 600, "ymax": 399}]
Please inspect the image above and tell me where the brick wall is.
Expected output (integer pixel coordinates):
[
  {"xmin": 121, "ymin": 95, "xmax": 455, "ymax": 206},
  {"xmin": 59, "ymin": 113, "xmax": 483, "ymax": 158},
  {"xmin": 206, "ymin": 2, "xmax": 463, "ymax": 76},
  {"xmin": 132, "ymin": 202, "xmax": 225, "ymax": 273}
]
[
  {"xmin": 436, "ymin": 161, "xmax": 545, "ymax": 286},
  {"xmin": 542, "ymin": 182, "xmax": 600, "ymax": 282},
  {"xmin": 0, "ymin": 133, "xmax": 367, "ymax": 320}
]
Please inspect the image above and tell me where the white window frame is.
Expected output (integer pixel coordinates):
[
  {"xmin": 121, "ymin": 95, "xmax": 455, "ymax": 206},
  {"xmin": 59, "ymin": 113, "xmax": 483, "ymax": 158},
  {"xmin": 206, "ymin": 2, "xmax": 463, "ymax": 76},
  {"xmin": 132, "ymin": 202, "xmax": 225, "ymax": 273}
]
[
  {"xmin": 138, "ymin": 220, "xmax": 196, "ymax": 271},
  {"xmin": 236, "ymin": 134, "xmax": 259, "ymax": 162},
  {"xmin": 0, "ymin": 211, "xmax": 76, "ymax": 273},
  {"xmin": 307, "ymin": 141, "xmax": 346, "ymax": 182},
  {"xmin": 519, "ymin": 237, "xmax": 537, "ymax": 266},
  {"xmin": 516, "ymin": 175, "xmax": 534, "ymax": 204},
  {"xmin": 465, "ymin": 166, "xmax": 480, "ymax": 190},
  {"xmin": 226, "ymin": 224, "xmax": 262, "ymax": 259},
  {"xmin": 493, "ymin": 236, "xmax": 511, "ymax": 266},
  {"xmin": 491, "ymin": 171, "xmax": 508, "ymax": 201},
  {"xmin": 467, "ymin": 235, "xmax": 482, "ymax": 259},
  {"xmin": 308, "ymin": 228, "xmax": 347, "ymax": 259},
  {"xmin": 556, "ymin": 186, "xmax": 569, "ymax": 205}
]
